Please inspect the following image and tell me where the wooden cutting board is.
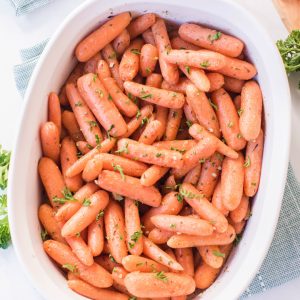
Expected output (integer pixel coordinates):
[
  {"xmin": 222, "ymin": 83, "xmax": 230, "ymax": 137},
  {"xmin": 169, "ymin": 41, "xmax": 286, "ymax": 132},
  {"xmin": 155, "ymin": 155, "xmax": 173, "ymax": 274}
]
[{"xmin": 273, "ymin": 0, "xmax": 300, "ymax": 31}]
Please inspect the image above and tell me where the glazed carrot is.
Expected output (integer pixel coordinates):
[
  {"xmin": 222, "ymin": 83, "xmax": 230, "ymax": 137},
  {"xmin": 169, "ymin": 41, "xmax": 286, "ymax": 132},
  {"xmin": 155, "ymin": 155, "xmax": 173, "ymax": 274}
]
[
  {"xmin": 66, "ymin": 83, "xmax": 103, "ymax": 146},
  {"xmin": 142, "ymin": 28, "xmax": 156, "ymax": 45},
  {"xmin": 43, "ymin": 240, "xmax": 113, "ymax": 287},
  {"xmin": 161, "ymin": 78, "xmax": 191, "ymax": 94},
  {"xmin": 142, "ymin": 191, "xmax": 183, "ymax": 233},
  {"xmin": 68, "ymin": 279, "xmax": 128, "ymax": 300},
  {"xmin": 67, "ymin": 271, "xmax": 80, "ymax": 280},
  {"xmin": 211, "ymin": 88, "xmax": 246, "ymax": 150},
  {"xmin": 189, "ymin": 124, "xmax": 238, "ymax": 159},
  {"xmin": 218, "ymin": 57, "xmax": 257, "ymax": 80},
  {"xmin": 62, "ymin": 111, "xmax": 85, "ymax": 142},
  {"xmin": 152, "ymin": 18, "xmax": 179, "ymax": 84},
  {"xmin": 97, "ymin": 170, "xmax": 161, "ymax": 207},
  {"xmin": 148, "ymin": 228, "xmax": 174, "ymax": 244},
  {"xmin": 140, "ymin": 44, "xmax": 159, "ymax": 77},
  {"xmin": 165, "ymin": 248, "xmax": 177, "ymax": 262},
  {"xmin": 141, "ymin": 165, "xmax": 169, "ymax": 187},
  {"xmin": 172, "ymin": 136, "xmax": 217, "ymax": 178},
  {"xmin": 77, "ymin": 73, "xmax": 127, "ymax": 137},
  {"xmin": 87, "ymin": 216, "xmax": 104, "ymax": 257},
  {"xmin": 113, "ymin": 29, "xmax": 131, "ymax": 56},
  {"xmin": 84, "ymin": 53, "xmax": 102, "ymax": 73},
  {"xmin": 178, "ymin": 23, "xmax": 244, "ymax": 57},
  {"xmin": 128, "ymin": 13, "xmax": 156, "ymax": 39},
  {"xmin": 175, "ymin": 248, "xmax": 194, "ymax": 277},
  {"xmin": 230, "ymin": 195, "xmax": 249, "ymax": 223},
  {"xmin": 97, "ymin": 59, "xmax": 111, "ymax": 80},
  {"xmin": 143, "ymin": 236, "xmax": 183, "ymax": 271},
  {"xmin": 244, "ymin": 129, "xmax": 264, "ymax": 197},
  {"xmin": 40, "ymin": 122, "xmax": 60, "ymax": 163},
  {"xmin": 104, "ymin": 200, "xmax": 128, "ymax": 263},
  {"xmin": 55, "ymin": 183, "xmax": 99, "ymax": 222},
  {"xmin": 124, "ymin": 81, "xmax": 185, "ymax": 109},
  {"xmin": 125, "ymin": 198, "xmax": 143, "ymax": 255},
  {"xmin": 146, "ymin": 73, "xmax": 163, "ymax": 88},
  {"xmin": 101, "ymin": 44, "xmax": 124, "ymax": 90},
  {"xmin": 124, "ymin": 272, "xmax": 195, "ymax": 298},
  {"xmin": 95, "ymin": 255, "xmax": 120, "ymax": 272},
  {"xmin": 38, "ymin": 157, "xmax": 65, "ymax": 208},
  {"xmin": 61, "ymin": 190, "xmax": 109, "ymax": 237},
  {"xmin": 196, "ymin": 152, "xmax": 223, "ymax": 198},
  {"xmin": 171, "ymin": 36, "xmax": 201, "ymax": 51},
  {"xmin": 153, "ymin": 140, "xmax": 197, "ymax": 152},
  {"xmin": 183, "ymin": 164, "xmax": 201, "ymax": 185},
  {"xmin": 155, "ymin": 105, "xmax": 168, "ymax": 140},
  {"xmin": 198, "ymin": 245, "xmax": 224, "ymax": 269},
  {"xmin": 167, "ymin": 224, "xmax": 236, "ymax": 248},
  {"xmin": 234, "ymin": 95, "xmax": 241, "ymax": 111},
  {"xmin": 240, "ymin": 81, "xmax": 263, "ymax": 141},
  {"xmin": 38, "ymin": 204, "xmax": 65, "ymax": 243},
  {"xmin": 152, "ymin": 214, "xmax": 214, "ymax": 236},
  {"xmin": 221, "ymin": 153, "xmax": 245, "ymax": 211},
  {"xmin": 61, "ymin": 137, "xmax": 83, "ymax": 192},
  {"xmin": 180, "ymin": 65, "xmax": 210, "ymax": 92},
  {"xmin": 164, "ymin": 108, "xmax": 183, "ymax": 141},
  {"xmin": 164, "ymin": 49, "xmax": 226, "ymax": 71},
  {"xmin": 119, "ymin": 38, "xmax": 144, "ymax": 81},
  {"xmin": 66, "ymin": 138, "xmax": 116, "ymax": 177},
  {"xmin": 138, "ymin": 120, "xmax": 162, "ymax": 145},
  {"xmin": 76, "ymin": 141, "xmax": 92, "ymax": 154},
  {"xmin": 179, "ymin": 183, "xmax": 228, "ymax": 233},
  {"xmin": 207, "ymin": 73, "xmax": 225, "ymax": 92},
  {"xmin": 117, "ymin": 138, "xmax": 184, "ymax": 168},
  {"xmin": 65, "ymin": 234, "xmax": 94, "ymax": 266},
  {"xmin": 194, "ymin": 262, "xmax": 220, "ymax": 289},
  {"xmin": 102, "ymin": 77, "xmax": 138, "ymax": 117},
  {"xmin": 122, "ymin": 255, "xmax": 169, "ymax": 272},
  {"xmin": 223, "ymin": 76, "xmax": 245, "ymax": 93},
  {"xmin": 48, "ymin": 92, "xmax": 61, "ymax": 136},
  {"xmin": 186, "ymin": 84, "xmax": 220, "ymax": 138},
  {"xmin": 121, "ymin": 104, "xmax": 153, "ymax": 138},
  {"xmin": 76, "ymin": 12, "xmax": 132, "ymax": 62},
  {"xmin": 211, "ymin": 181, "xmax": 229, "ymax": 216},
  {"xmin": 82, "ymin": 155, "xmax": 103, "ymax": 182},
  {"xmin": 111, "ymin": 266, "xmax": 129, "ymax": 290}
]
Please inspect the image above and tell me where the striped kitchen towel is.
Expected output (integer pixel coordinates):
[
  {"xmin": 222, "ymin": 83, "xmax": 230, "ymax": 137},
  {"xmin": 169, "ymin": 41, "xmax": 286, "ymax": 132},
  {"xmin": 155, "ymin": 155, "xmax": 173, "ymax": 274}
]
[{"xmin": 9, "ymin": 0, "xmax": 52, "ymax": 16}]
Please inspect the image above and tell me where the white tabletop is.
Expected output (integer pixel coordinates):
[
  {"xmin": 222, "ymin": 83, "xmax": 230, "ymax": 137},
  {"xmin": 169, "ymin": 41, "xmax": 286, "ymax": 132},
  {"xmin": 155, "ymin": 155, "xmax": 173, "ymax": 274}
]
[{"xmin": 0, "ymin": 0, "xmax": 299, "ymax": 299}]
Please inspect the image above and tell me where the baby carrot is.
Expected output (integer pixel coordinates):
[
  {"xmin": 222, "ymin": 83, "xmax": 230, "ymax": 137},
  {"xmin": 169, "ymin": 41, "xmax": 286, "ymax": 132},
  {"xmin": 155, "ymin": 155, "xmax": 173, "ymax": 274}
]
[
  {"xmin": 194, "ymin": 262, "xmax": 220, "ymax": 289},
  {"xmin": 128, "ymin": 13, "xmax": 157, "ymax": 39},
  {"xmin": 141, "ymin": 165, "xmax": 169, "ymax": 187},
  {"xmin": 175, "ymin": 248, "xmax": 194, "ymax": 277},
  {"xmin": 171, "ymin": 36, "xmax": 201, "ymax": 51},
  {"xmin": 198, "ymin": 245, "xmax": 224, "ymax": 269},
  {"xmin": 124, "ymin": 198, "xmax": 143, "ymax": 255},
  {"xmin": 207, "ymin": 73, "xmax": 225, "ymax": 92},
  {"xmin": 61, "ymin": 190, "xmax": 109, "ymax": 237},
  {"xmin": 38, "ymin": 157, "xmax": 66, "ymax": 208},
  {"xmin": 76, "ymin": 141, "xmax": 92, "ymax": 154},
  {"xmin": 61, "ymin": 137, "xmax": 83, "ymax": 192},
  {"xmin": 211, "ymin": 181, "xmax": 229, "ymax": 216},
  {"xmin": 139, "ymin": 120, "xmax": 162, "ymax": 145},
  {"xmin": 113, "ymin": 29, "xmax": 131, "ymax": 56},
  {"xmin": 183, "ymin": 164, "xmax": 202, "ymax": 185},
  {"xmin": 124, "ymin": 81, "xmax": 185, "ymax": 109},
  {"xmin": 48, "ymin": 92, "xmax": 61, "ymax": 136},
  {"xmin": 180, "ymin": 65, "xmax": 210, "ymax": 92},
  {"xmin": 87, "ymin": 216, "xmax": 104, "ymax": 257},
  {"xmin": 97, "ymin": 170, "xmax": 162, "ymax": 207},
  {"xmin": 142, "ymin": 28, "xmax": 156, "ymax": 45},
  {"xmin": 140, "ymin": 44, "xmax": 159, "ymax": 77},
  {"xmin": 148, "ymin": 228, "xmax": 174, "ymax": 244},
  {"xmin": 82, "ymin": 155, "xmax": 103, "ymax": 182},
  {"xmin": 223, "ymin": 76, "xmax": 245, "ymax": 93},
  {"xmin": 122, "ymin": 255, "xmax": 169, "ymax": 272},
  {"xmin": 76, "ymin": 12, "xmax": 132, "ymax": 62},
  {"xmin": 164, "ymin": 108, "xmax": 183, "ymax": 141},
  {"xmin": 230, "ymin": 195, "xmax": 249, "ymax": 223},
  {"xmin": 61, "ymin": 111, "xmax": 85, "ymax": 142},
  {"xmin": 104, "ymin": 200, "xmax": 128, "ymax": 263},
  {"xmin": 40, "ymin": 122, "xmax": 60, "ymax": 163}
]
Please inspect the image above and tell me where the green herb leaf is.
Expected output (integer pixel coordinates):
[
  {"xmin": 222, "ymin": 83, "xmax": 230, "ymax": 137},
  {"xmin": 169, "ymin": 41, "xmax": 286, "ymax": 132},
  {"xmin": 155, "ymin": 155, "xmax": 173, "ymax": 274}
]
[
  {"xmin": 243, "ymin": 156, "xmax": 251, "ymax": 168},
  {"xmin": 170, "ymin": 223, "xmax": 176, "ymax": 229},
  {"xmin": 62, "ymin": 263, "xmax": 78, "ymax": 273},
  {"xmin": 208, "ymin": 31, "xmax": 222, "ymax": 43},
  {"xmin": 75, "ymin": 101, "xmax": 82, "ymax": 107},
  {"xmin": 112, "ymin": 193, "xmax": 124, "ymax": 201},
  {"xmin": 200, "ymin": 60, "xmax": 210, "ymax": 68},
  {"xmin": 0, "ymin": 195, "xmax": 10, "ymax": 249},
  {"xmin": 40, "ymin": 229, "xmax": 48, "ymax": 241},
  {"xmin": 108, "ymin": 94, "xmax": 113, "ymax": 101},
  {"xmin": 115, "ymin": 142, "xmax": 129, "ymax": 154},
  {"xmin": 0, "ymin": 145, "xmax": 11, "ymax": 190},
  {"xmin": 155, "ymin": 152, "xmax": 163, "ymax": 157},
  {"xmin": 179, "ymin": 186, "xmax": 204, "ymax": 200},
  {"xmin": 276, "ymin": 30, "xmax": 300, "ymax": 73},
  {"xmin": 95, "ymin": 89, "xmax": 104, "ymax": 98},
  {"xmin": 88, "ymin": 120, "xmax": 98, "ymax": 130},
  {"xmin": 112, "ymin": 163, "xmax": 125, "ymax": 180},
  {"xmin": 131, "ymin": 49, "xmax": 141, "ymax": 55},
  {"xmin": 82, "ymin": 199, "xmax": 91, "ymax": 206},
  {"xmin": 130, "ymin": 231, "xmax": 142, "ymax": 243},
  {"xmin": 109, "ymin": 253, "xmax": 116, "ymax": 262},
  {"xmin": 136, "ymin": 109, "xmax": 141, "ymax": 119},
  {"xmin": 145, "ymin": 67, "xmax": 151, "ymax": 74},
  {"xmin": 237, "ymin": 108, "xmax": 244, "ymax": 116},
  {"xmin": 208, "ymin": 99, "xmax": 218, "ymax": 111},
  {"xmin": 52, "ymin": 187, "xmax": 77, "ymax": 205},
  {"xmin": 176, "ymin": 193, "xmax": 184, "ymax": 203},
  {"xmin": 108, "ymin": 52, "xmax": 117, "ymax": 60},
  {"xmin": 234, "ymin": 234, "xmax": 242, "ymax": 246},
  {"xmin": 154, "ymin": 271, "xmax": 168, "ymax": 282},
  {"xmin": 170, "ymin": 147, "xmax": 186, "ymax": 154},
  {"xmin": 96, "ymin": 210, "xmax": 104, "ymax": 221},
  {"xmin": 92, "ymin": 74, "xmax": 97, "ymax": 82},
  {"xmin": 212, "ymin": 250, "xmax": 225, "ymax": 258},
  {"xmin": 186, "ymin": 120, "xmax": 193, "ymax": 128},
  {"xmin": 141, "ymin": 117, "xmax": 149, "ymax": 126},
  {"xmin": 107, "ymin": 124, "xmax": 115, "ymax": 140},
  {"xmin": 140, "ymin": 93, "xmax": 152, "ymax": 99},
  {"xmin": 185, "ymin": 65, "xmax": 191, "ymax": 74}
]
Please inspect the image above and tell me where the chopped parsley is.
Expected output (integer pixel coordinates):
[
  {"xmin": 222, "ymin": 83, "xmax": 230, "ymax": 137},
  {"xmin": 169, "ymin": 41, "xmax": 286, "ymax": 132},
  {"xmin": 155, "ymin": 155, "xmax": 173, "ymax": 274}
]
[
  {"xmin": 62, "ymin": 263, "xmax": 78, "ymax": 273},
  {"xmin": 186, "ymin": 120, "xmax": 193, "ymax": 128},
  {"xmin": 112, "ymin": 163, "xmax": 125, "ymax": 180},
  {"xmin": 208, "ymin": 31, "xmax": 222, "ymax": 43},
  {"xmin": 237, "ymin": 108, "xmax": 244, "ymax": 116},
  {"xmin": 40, "ymin": 229, "xmax": 48, "ymax": 241},
  {"xmin": 154, "ymin": 271, "xmax": 168, "ymax": 282},
  {"xmin": 75, "ymin": 101, "xmax": 82, "ymax": 107},
  {"xmin": 136, "ymin": 109, "xmax": 141, "ymax": 119},
  {"xmin": 185, "ymin": 65, "xmax": 191, "ymax": 74},
  {"xmin": 107, "ymin": 124, "xmax": 115, "ymax": 140},
  {"xmin": 52, "ymin": 187, "xmax": 77, "ymax": 205},
  {"xmin": 200, "ymin": 61, "xmax": 210, "ymax": 68},
  {"xmin": 82, "ymin": 199, "xmax": 91, "ymax": 206},
  {"xmin": 212, "ymin": 250, "xmax": 225, "ymax": 258},
  {"xmin": 131, "ymin": 49, "xmax": 141, "ymax": 55},
  {"xmin": 115, "ymin": 142, "xmax": 129, "ymax": 154},
  {"xmin": 244, "ymin": 156, "xmax": 251, "ymax": 168}
]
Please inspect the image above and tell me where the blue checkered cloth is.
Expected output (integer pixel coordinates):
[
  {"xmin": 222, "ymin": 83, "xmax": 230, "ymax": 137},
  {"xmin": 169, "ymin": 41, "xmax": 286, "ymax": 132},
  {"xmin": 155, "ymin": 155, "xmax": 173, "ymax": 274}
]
[
  {"xmin": 13, "ymin": 40, "xmax": 300, "ymax": 299},
  {"xmin": 9, "ymin": 0, "xmax": 52, "ymax": 16}
]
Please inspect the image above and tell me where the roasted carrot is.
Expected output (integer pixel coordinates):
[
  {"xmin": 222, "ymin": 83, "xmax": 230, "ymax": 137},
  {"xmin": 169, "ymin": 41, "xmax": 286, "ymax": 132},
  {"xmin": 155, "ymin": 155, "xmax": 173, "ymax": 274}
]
[{"xmin": 40, "ymin": 122, "xmax": 60, "ymax": 163}]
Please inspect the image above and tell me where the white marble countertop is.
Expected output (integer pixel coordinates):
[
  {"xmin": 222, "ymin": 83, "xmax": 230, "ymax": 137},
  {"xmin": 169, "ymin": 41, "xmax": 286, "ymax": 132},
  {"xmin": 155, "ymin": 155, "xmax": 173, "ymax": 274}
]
[{"xmin": 0, "ymin": 0, "xmax": 300, "ymax": 299}]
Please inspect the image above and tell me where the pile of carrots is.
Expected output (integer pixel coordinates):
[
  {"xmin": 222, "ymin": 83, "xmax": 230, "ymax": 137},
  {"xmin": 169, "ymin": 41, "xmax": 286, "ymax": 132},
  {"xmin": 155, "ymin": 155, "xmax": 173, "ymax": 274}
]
[{"xmin": 38, "ymin": 11, "xmax": 263, "ymax": 299}]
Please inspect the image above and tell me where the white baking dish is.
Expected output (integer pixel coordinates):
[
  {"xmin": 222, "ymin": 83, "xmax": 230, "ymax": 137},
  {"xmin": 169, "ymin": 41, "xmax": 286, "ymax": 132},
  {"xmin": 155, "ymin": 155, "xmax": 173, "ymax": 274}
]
[{"xmin": 8, "ymin": 0, "xmax": 291, "ymax": 299}]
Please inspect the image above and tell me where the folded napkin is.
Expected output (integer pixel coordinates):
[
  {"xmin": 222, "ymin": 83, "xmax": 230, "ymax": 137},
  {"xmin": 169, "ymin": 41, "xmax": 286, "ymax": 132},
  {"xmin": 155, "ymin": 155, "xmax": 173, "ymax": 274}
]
[
  {"xmin": 13, "ymin": 42, "xmax": 300, "ymax": 299},
  {"xmin": 9, "ymin": 0, "xmax": 52, "ymax": 16}
]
